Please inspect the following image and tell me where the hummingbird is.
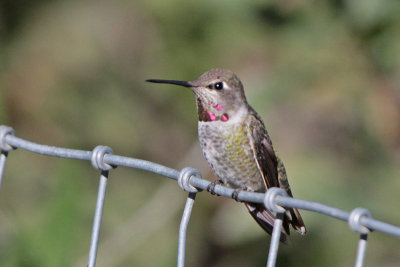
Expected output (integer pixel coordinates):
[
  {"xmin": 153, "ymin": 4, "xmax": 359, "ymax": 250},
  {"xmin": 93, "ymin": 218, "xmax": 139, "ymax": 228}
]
[{"xmin": 147, "ymin": 69, "xmax": 306, "ymax": 241}]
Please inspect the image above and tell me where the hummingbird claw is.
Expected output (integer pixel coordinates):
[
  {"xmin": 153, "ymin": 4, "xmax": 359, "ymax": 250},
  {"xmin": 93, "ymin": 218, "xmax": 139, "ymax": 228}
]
[{"xmin": 206, "ymin": 180, "xmax": 223, "ymax": 196}]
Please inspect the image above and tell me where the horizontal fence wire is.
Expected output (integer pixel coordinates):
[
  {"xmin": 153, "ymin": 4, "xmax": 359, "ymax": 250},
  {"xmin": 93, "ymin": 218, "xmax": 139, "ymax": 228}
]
[{"xmin": 0, "ymin": 125, "xmax": 399, "ymax": 267}]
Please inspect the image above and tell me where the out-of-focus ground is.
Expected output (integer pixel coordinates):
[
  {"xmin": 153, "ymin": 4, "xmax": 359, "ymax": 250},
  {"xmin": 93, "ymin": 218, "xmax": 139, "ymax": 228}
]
[{"xmin": 1, "ymin": 1, "xmax": 399, "ymax": 266}]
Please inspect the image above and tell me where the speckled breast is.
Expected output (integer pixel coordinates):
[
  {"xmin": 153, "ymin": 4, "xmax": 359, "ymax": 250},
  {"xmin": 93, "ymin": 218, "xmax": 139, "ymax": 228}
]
[{"xmin": 198, "ymin": 120, "xmax": 265, "ymax": 192}]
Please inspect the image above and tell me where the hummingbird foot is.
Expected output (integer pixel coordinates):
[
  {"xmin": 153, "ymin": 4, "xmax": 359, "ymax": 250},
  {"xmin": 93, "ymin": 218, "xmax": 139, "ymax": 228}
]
[
  {"xmin": 231, "ymin": 187, "xmax": 248, "ymax": 202},
  {"xmin": 206, "ymin": 180, "xmax": 223, "ymax": 196}
]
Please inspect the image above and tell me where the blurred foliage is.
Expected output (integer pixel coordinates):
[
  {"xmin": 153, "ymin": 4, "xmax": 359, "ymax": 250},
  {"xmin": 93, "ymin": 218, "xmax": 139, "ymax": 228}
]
[{"xmin": 1, "ymin": 0, "xmax": 400, "ymax": 266}]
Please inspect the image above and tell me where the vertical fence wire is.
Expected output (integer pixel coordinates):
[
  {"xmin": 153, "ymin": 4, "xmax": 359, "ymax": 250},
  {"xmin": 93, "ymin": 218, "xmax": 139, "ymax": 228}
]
[
  {"xmin": 348, "ymin": 208, "xmax": 372, "ymax": 267},
  {"xmin": 177, "ymin": 167, "xmax": 202, "ymax": 267},
  {"xmin": 0, "ymin": 126, "xmax": 15, "ymax": 192},
  {"xmin": 87, "ymin": 145, "xmax": 114, "ymax": 267},
  {"xmin": 354, "ymin": 234, "xmax": 368, "ymax": 267},
  {"xmin": 178, "ymin": 192, "xmax": 197, "ymax": 267},
  {"xmin": 264, "ymin": 188, "xmax": 288, "ymax": 267},
  {"xmin": 266, "ymin": 212, "xmax": 284, "ymax": 267},
  {"xmin": 88, "ymin": 171, "xmax": 109, "ymax": 267},
  {"xmin": 0, "ymin": 151, "xmax": 8, "ymax": 192}
]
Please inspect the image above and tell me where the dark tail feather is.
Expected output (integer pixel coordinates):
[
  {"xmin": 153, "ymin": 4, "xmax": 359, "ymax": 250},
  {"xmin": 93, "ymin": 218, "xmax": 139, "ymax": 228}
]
[
  {"xmin": 285, "ymin": 189, "xmax": 307, "ymax": 235},
  {"xmin": 245, "ymin": 203, "xmax": 289, "ymax": 243},
  {"xmin": 288, "ymin": 207, "xmax": 307, "ymax": 235}
]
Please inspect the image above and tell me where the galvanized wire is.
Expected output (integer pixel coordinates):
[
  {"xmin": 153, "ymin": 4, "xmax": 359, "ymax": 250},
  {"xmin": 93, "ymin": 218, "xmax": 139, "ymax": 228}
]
[
  {"xmin": 355, "ymin": 234, "xmax": 368, "ymax": 267},
  {"xmin": 178, "ymin": 193, "xmax": 197, "ymax": 267},
  {"xmin": 177, "ymin": 167, "xmax": 201, "ymax": 267},
  {"xmin": 1, "ymin": 125, "xmax": 400, "ymax": 267},
  {"xmin": 88, "ymin": 170, "xmax": 109, "ymax": 267},
  {"xmin": 266, "ymin": 212, "xmax": 284, "ymax": 267},
  {"xmin": 0, "ymin": 151, "xmax": 8, "ymax": 192}
]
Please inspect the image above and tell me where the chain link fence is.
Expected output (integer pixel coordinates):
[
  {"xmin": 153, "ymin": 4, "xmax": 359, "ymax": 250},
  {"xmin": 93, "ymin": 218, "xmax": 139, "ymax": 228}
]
[{"xmin": 0, "ymin": 125, "xmax": 399, "ymax": 267}]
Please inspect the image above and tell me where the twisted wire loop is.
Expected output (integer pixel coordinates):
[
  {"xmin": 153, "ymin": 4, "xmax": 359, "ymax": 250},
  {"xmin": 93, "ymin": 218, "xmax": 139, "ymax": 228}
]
[
  {"xmin": 178, "ymin": 167, "xmax": 202, "ymax": 193},
  {"xmin": 0, "ymin": 126, "xmax": 15, "ymax": 152},
  {"xmin": 177, "ymin": 168, "xmax": 202, "ymax": 267},
  {"xmin": 91, "ymin": 145, "xmax": 114, "ymax": 171},
  {"xmin": 0, "ymin": 126, "xmax": 16, "ymax": 192},
  {"xmin": 349, "ymin": 208, "xmax": 372, "ymax": 234},
  {"xmin": 349, "ymin": 208, "xmax": 372, "ymax": 267},
  {"xmin": 264, "ymin": 187, "xmax": 287, "ymax": 213},
  {"xmin": 264, "ymin": 188, "xmax": 288, "ymax": 267},
  {"xmin": 88, "ymin": 145, "xmax": 114, "ymax": 267}
]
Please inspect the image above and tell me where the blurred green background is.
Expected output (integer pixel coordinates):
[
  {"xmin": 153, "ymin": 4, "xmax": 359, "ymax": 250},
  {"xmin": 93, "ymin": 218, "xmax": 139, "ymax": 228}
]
[{"xmin": 1, "ymin": 0, "xmax": 400, "ymax": 266}]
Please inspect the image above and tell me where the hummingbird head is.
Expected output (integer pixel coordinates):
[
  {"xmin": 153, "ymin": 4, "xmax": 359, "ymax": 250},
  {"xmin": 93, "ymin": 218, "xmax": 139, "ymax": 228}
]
[{"xmin": 147, "ymin": 69, "xmax": 248, "ymax": 122}]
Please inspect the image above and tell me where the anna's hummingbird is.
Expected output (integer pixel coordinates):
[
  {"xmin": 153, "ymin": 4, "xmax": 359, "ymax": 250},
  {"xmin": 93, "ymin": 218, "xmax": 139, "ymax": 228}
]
[{"xmin": 147, "ymin": 69, "xmax": 306, "ymax": 241}]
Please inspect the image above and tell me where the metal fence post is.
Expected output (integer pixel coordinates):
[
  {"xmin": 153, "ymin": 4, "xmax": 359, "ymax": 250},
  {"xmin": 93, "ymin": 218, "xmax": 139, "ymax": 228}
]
[
  {"xmin": 177, "ymin": 167, "xmax": 202, "ymax": 267},
  {"xmin": 349, "ymin": 208, "xmax": 372, "ymax": 267},
  {"xmin": 264, "ymin": 188, "xmax": 288, "ymax": 267},
  {"xmin": 0, "ymin": 126, "xmax": 15, "ymax": 192},
  {"xmin": 88, "ymin": 146, "xmax": 114, "ymax": 267}
]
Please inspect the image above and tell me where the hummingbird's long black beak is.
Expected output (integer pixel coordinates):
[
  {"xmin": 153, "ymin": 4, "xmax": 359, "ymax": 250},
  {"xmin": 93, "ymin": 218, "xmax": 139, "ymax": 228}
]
[{"xmin": 146, "ymin": 79, "xmax": 195, "ymax": 87}]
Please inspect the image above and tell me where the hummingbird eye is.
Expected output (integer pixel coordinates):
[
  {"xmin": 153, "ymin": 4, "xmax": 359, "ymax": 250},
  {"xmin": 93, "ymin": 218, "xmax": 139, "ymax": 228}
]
[{"xmin": 214, "ymin": 82, "xmax": 223, "ymax": 90}]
